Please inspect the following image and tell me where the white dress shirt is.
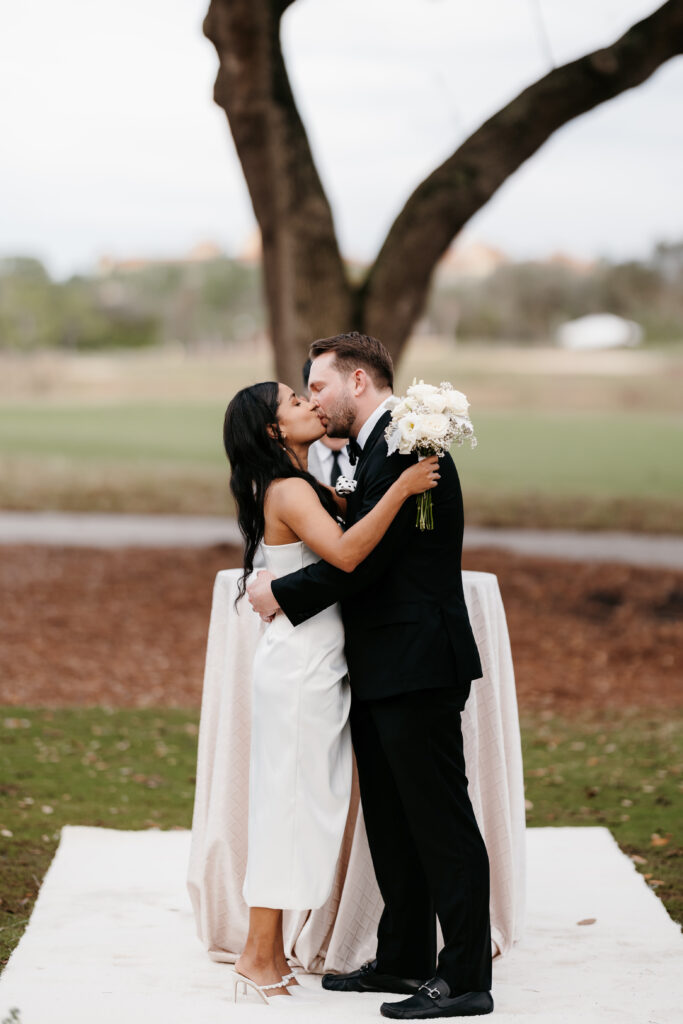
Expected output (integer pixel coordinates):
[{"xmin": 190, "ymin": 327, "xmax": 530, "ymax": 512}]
[
  {"xmin": 356, "ymin": 396, "xmax": 394, "ymax": 451},
  {"xmin": 308, "ymin": 439, "xmax": 355, "ymax": 486}
]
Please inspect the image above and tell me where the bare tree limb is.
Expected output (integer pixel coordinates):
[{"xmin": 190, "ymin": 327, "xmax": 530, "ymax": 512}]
[
  {"xmin": 363, "ymin": 0, "xmax": 683, "ymax": 358},
  {"xmin": 205, "ymin": 0, "xmax": 683, "ymax": 373}
]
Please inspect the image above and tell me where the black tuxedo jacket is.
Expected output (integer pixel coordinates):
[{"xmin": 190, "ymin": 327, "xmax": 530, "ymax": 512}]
[{"xmin": 271, "ymin": 411, "xmax": 483, "ymax": 701}]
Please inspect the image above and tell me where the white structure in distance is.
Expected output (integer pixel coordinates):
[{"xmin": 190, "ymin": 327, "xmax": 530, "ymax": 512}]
[{"xmin": 556, "ymin": 313, "xmax": 643, "ymax": 351}]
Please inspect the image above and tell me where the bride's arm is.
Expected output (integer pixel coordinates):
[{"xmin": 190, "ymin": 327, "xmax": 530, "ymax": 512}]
[{"xmin": 269, "ymin": 458, "xmax": 439, "ymax": 573}]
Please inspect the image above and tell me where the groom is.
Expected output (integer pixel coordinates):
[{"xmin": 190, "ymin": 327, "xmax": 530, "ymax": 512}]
[{"xmin": 248, "ymin": 332, "xmax": 493, "ymax": 1019}]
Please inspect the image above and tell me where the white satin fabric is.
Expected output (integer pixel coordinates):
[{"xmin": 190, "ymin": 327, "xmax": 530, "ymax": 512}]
[{"xmin": 242, "ymin": 541, "xmax": 352, "ymax": 910}]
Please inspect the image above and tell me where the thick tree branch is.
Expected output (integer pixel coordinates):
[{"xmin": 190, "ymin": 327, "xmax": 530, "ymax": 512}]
[
  {"xmin": 363, "ymin": 0, "xmax": 683, "ymax": 358},
  {"xmin": 204, "ymin": 0, "xmax": 352, "ymax": 383}
]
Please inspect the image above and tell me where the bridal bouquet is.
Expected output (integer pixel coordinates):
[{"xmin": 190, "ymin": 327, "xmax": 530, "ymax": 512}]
[{"xmin": 385, "ymin": 380, "xmax": 476, "ymax": 530}]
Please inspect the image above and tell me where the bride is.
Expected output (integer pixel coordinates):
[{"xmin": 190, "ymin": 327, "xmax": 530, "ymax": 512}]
[{"xmin": 222, "ymin": 380, "xmax": 439, "ymax": 1004}]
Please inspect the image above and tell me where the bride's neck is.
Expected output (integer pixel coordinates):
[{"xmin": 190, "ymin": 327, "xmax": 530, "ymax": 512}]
[{"xmin": 288, "ymin": 443, "xmax": 309, "ymax": 473}]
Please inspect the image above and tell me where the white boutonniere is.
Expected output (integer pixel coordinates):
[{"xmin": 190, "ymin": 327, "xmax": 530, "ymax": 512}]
[{"xmin": 335, "ymin": 475, "xmax": 358, "ymax": 496}]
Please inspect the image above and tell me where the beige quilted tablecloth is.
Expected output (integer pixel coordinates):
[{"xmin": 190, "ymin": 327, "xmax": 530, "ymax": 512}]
[{"xmin": 187, "ymin": 570, "xmax": 525, "ymax": 971}]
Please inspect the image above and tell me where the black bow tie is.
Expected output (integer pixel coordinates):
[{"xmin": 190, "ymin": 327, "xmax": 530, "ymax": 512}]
[{"xmin": 346, "ymin": 437, "xmax": 363, "ymax": 466}]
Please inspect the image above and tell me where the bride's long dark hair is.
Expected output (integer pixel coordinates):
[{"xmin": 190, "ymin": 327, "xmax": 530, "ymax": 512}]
[{"xmin": 223, "ymin": 381, "xmax": 338, "ymax": 601}]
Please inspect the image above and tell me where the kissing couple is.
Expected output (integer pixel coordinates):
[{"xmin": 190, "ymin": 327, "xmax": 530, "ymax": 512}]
[{"xmin": 223, "ymin": 332, "xmax": 493, "ymax": 1019}]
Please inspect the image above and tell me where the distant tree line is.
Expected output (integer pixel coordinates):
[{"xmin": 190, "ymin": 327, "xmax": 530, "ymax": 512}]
[
  {"xmin": 427, "ymin": 241, "xmax": 683, "ymax": 343},
  {"xmin": 0, "ymin": 256, "xmax": 264, "ymax": 352},
  {"xmin": 0, "ymin": 241, "xmax": 681, "ymax": 352}
]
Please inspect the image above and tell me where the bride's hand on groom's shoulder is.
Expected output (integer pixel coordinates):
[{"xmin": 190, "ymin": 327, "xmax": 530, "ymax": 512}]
[{"xmin": 247, "ymin": 570, "xmax": 280, "ymax": 621}]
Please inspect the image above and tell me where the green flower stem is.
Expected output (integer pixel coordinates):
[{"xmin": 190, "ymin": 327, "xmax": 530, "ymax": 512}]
[{"xmin": 416, "ymin": 490, "xmax": 434, "ymax": 530}]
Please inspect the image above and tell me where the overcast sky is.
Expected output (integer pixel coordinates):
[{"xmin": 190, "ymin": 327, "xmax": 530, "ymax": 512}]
[{"xmin": 1, "ymin": 0, "xmax": 682, "ymax": 278}]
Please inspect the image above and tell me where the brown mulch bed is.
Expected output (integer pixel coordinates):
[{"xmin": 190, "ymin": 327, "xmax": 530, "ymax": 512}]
[{"xmin": 0, "ymin": 545, "xmax": 681, "ymax": 712}]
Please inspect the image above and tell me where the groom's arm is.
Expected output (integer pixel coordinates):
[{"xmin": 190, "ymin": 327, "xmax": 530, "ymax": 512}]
[{"xmin": 270, "ymin": 450, "xmax": 415, "ymax": 626}]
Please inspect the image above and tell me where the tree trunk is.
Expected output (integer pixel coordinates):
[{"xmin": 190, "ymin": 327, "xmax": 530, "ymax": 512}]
[
  {"xmin": 205, "ymin": 0, "xmax": 683, "ymax": 372},
  {"xmin": 204, "ymin": 0, "xmax": 353, "ymax": 386}
]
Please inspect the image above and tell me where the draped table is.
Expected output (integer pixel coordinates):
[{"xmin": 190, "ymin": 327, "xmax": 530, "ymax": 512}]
[{"xmin": 187, "ymin": 569, "xmax": 526, "ymax": 972}]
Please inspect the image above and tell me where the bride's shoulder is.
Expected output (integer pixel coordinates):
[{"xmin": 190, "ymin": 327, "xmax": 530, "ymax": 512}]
[{"xmin": 266, "ymin": 476, "xmax": 317, "ymax": 506}]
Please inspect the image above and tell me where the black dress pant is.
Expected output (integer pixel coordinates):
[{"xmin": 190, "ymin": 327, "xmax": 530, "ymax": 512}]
[{"xmin": 350, "ymin": 686, "xmax": 492, "ymax": 993}]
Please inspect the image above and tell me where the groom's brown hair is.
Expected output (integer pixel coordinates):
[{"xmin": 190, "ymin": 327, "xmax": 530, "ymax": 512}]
[{"xmin": 309, "ymin": 331, "xmax": 394, "ymax": 390}]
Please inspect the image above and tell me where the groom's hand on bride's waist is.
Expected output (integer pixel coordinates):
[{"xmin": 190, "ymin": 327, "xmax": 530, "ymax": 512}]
[{"xmin": 247, "ymin": 570, "xmax": 280, "ymax": 621}]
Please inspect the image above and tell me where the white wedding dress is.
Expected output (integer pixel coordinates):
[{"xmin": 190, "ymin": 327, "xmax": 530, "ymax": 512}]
[{"xmin": 242, "ymin": 540, "xmax": 352, "ymax": 910}]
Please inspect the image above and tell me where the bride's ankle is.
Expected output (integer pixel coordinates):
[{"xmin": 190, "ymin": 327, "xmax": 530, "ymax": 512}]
[{"xmin": 236, "ymin": 954, "xmax": 281, "ymax": 979}]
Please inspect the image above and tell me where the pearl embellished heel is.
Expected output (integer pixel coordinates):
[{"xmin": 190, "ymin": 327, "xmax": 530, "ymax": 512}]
[{"xmin": 230, "ymin": 970, "xmax": 290, "ymax": 1004}]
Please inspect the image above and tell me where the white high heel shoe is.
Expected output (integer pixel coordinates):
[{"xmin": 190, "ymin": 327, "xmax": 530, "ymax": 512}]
[
  {"xmin": 230, "ymin": 970, "xmax": 291, "ymax": 1005},
  {"xmin": 282, "ymin": 970, "xmax": 320, "ymax": 1000}
]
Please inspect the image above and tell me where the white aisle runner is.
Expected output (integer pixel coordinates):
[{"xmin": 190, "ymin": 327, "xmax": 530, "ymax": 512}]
[{"xmin": 0, "ymin": 826, "xmax": 681, "ymax": 1024}]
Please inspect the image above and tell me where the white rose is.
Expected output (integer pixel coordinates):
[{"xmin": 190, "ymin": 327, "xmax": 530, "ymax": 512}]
[
  {"xmin": 422, "ymin": 392, "xmax": 448, "ymax": 414},
  {"xmin": 406, "ymin": 381, "xmax": 438, "ymax": 404},
  {"xmin": 442, "ymin": 389, "xmax": 470, "ymax": 416},
  {"xmin": 415, "ymin": 413, "xmax": 450, "ymax": 440},
  {"xmin": 390, "ymin": 399, "xmax": 411, "ymax": 420}
]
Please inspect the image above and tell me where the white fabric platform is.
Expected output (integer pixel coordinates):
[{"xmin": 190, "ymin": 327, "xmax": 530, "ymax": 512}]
[{"xmin": 1, "ymin": 825, "xmax": 681, "ymax": 1023}]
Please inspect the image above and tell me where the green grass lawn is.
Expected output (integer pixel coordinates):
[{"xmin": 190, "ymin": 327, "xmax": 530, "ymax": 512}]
[
  {"xmin": 1, "ymin": 707, "xmax": 680, "ymax": 970},
  {"xmin": 458, "ymin": 411, "xmax": 683, "ymax": 499},
  {"xmin": 0, "ymin": 402, "xmax": 225, "ymax": 466},
  {"xmin": 1, "ymin": 402, "xmax": 682, "ymax": 530},
  {"xmin": 1, "ymin": 402, "xmax": 681, "ymax": 496},
  {"xmin": 2, "ymin": 342, "xmax": 682, "ymax": 528}
]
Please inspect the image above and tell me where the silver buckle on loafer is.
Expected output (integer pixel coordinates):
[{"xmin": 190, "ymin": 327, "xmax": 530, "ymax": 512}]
[{"xmin": 419, "ymin": 983, "xmax": 442, "ymax": 1001}]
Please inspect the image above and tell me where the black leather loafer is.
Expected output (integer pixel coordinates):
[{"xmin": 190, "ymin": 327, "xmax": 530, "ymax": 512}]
[
  {"xmin": 322, "ymin": 959, "xmax": 423, "ymax": 995},
  {"xmin": 380, "ymin": 977, "xmax": 493, "ymax": 1018}
]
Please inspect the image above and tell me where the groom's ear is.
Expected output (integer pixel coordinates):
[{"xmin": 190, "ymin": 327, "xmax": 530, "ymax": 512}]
[{"xmin": 352, "ymin": 368, "xmax": 368, "ymax": 395}]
